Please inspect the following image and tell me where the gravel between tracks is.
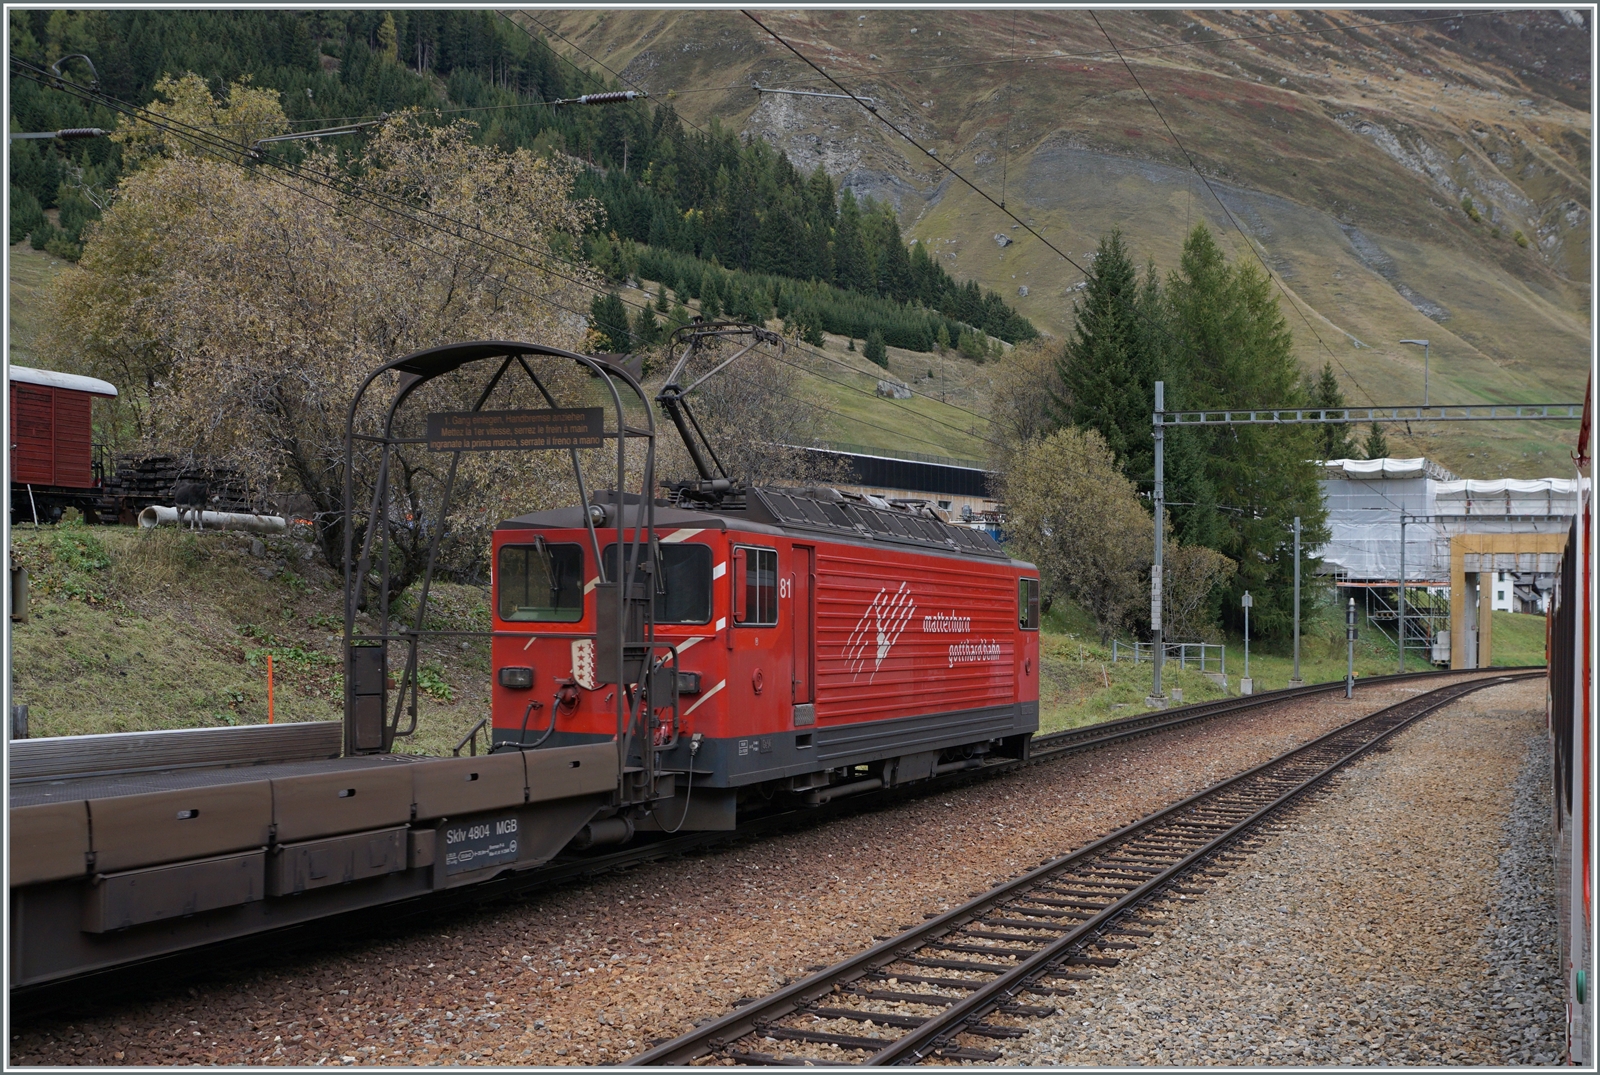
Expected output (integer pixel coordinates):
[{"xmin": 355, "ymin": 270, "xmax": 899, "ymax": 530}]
[
  {"xmin": 9, "ymin": 675, "xmax": 1514, "ymax": 1066},
  {"xmin": 998, "ymin": 678, "xmax": 1563, "ymax": 1066}
]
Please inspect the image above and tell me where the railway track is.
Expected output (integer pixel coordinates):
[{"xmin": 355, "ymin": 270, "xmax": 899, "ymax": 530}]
[
  {"xmin": 9, "ymin": 667, "xmax": 1525, "ymax": 1015},
  {"xmin": 625, "ymin": 672, "xmax": 1537, "ymax": 1067}
]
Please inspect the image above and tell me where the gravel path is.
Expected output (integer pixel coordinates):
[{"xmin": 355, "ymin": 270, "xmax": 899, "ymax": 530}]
[
  {"xmin": 999, "ymin": 678, "xmax": 1564, "ymax": 1066},
  {"xmin": 9, "ymin": 675, "xmax": 1508, "ymax": 1066}
]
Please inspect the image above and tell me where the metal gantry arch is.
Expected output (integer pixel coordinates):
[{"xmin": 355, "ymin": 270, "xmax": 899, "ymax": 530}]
[{"xmin": 340, "ymin": 342, "xmax": 660, "ymax": 799}]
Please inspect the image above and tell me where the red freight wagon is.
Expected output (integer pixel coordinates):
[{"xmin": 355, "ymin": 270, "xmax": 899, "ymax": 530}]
[
  {"xmin": 490, "ymin": 486, "xmax": 1040, "ymax": 828},
  {"xmin": 8, "ymin": 364, "xmax": 116, "ymax": 523}
]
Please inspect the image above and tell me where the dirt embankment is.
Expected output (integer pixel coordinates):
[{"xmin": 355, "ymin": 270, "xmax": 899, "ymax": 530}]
[{"xmin": 9, "ymin": 522, "xmax": 489, "ymax": 755}]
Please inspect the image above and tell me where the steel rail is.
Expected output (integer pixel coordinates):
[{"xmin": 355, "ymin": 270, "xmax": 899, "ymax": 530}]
[
  {"xmin": 8, "ymin": 668, "xmax": 1527, "ymax": 1013},
  {"xmin": 625, "ymin": 672, "xmax": 1536, "ymax": 1066},
  {"xmin": 1029, "ymin": 663, "xmax": 1531, "ymax": 760}
]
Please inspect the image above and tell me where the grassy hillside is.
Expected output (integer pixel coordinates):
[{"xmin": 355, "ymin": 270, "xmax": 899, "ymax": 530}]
[
  {"xmin": 8, "ymin": 241, "xmax": 65, "ymax": 368},
  {"xmin": 1489, "ymin": 609, "xmax": 1550, "ymax": 667},
  {"xmin": 544, "ymin": 8, "xmax": 1591, "ymax": 478},
  {"xmin": 9, "ymin": 522, "xmax": 490, "ymax": 756},
  {"xmin": 15, "ymin": 519, "xmax": 1526, "ymax": 747},
  {"xmin": 1028, "ymin": 583, "xmax": 1543, "ymax": 733}
]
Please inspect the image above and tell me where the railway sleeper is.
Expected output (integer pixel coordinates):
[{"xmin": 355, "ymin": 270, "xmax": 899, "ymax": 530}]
[
  {"xmin": 931, "ymin": 942, "xmax": 1042, "ymax": 958},
  {"xmin": 803, "ymin": 1008, "xmax": 1024, "ymax": 1041},
  {"xmin": 726, "ymin": 1050, "xmax": 857, "ymax": 1067}
]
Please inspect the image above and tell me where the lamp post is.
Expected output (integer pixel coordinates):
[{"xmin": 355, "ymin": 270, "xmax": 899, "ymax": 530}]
[{"xmin": 1400, "ymin": 339, "xmax": 1431, "ymax": 407}]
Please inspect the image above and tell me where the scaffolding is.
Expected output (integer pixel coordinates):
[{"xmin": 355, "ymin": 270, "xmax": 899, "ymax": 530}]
[{"xmin": 1360, "ymin": 584, "xmax": 1452, "ymax": 665}]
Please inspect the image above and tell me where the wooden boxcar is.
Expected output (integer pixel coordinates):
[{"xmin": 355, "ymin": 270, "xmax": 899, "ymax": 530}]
[{"xmin": 8, "ymin": 364, "xmax": 116, "ymax": 522}]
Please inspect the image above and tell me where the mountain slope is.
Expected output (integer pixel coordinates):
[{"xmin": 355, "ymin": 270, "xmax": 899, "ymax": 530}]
[{"xmin": 537, "ymin": 8, "xmax": 1592, "ymax": 477}]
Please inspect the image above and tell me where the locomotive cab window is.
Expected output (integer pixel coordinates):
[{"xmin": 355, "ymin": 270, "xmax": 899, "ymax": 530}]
[
  {"xmin": 497, "ymin": 542, "xmax": 584, "ymax": 622},
  {"xmin": 734, "ymin": 546, "xmax": 779, "ymax": 626},
  {"xmin": 603, "ymin": 542, "xmax": 713, "ymax": 625},
  {"xmin": 1018, "ymin": 577, "xmax": 1040, "ymax": 631}
]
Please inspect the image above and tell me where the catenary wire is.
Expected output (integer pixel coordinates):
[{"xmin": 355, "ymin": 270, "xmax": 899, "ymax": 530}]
[
  {"xmin": 663, "ymin": 10, "xmax": 1511, "ymax": 94},
  {"xmin": 17, "ymin": 58, "xmax": 1278, "ymax": 481},
  {"xmin": 14, "ymin": 59, "xmax": 1013, "ymax": 462},
  {"xmin": 10, "ymin": 53, "xmax": 1339, "ymax": 494},
  {"xmin": 1088, "ymin": 11, "xmax": 1377, "ymax": 406},
  {"xmin": 15, "ymin": 61, "xmax": 997, "ymax": 461},
  {"xmin": 737, "ymin": 8, "xmax": 1361, "ymax": 458},
  {"xmin": 9, "ymin": 57, "xmax": 1262, "ymax": 484}
]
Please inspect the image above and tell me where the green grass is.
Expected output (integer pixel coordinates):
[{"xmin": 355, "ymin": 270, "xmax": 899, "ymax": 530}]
[
  {"xmin": 797, "ymin": 332, "xmax": 995, "ymax": 460},
  {"xmin": 1032, "ymin": 589, "xmax": 1546, "ymax": 734},
  {"xmin": 633, "ymin": 274, "xmax": 998, "ymax": 461},
  {"xmin": 9, "ymin": 524, "xmax": 491, "ymax": 756},
  {"xmin": 8, "ymin": 241, "xmax": 68, "ymax": 367},
  {"xmin": 1489, "ymin": 610, "xmax": 1549, "ymax": 668}
]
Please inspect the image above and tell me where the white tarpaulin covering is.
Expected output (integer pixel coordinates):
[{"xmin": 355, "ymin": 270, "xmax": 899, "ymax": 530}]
[
  {"xmin": 1321, "ymin": 457, "xmax": 1454, "ymax": 481},
  {"xmin": 1314, "ymin": 459, "xmax": 1584, "ymax": 582}
]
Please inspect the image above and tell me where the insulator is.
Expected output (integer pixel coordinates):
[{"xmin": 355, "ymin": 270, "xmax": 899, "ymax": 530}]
[{"xmin": 557, "ymin": 90, "xmax": 646, "ymax": 106}]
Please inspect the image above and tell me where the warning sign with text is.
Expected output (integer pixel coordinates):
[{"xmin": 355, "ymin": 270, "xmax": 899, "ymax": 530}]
[{"xmin": 425, "ymin": 408, "xmax": 605, "ymax": 451}]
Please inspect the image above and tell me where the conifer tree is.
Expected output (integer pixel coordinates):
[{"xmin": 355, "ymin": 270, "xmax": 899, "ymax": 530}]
[
  {"xmin": 590, "ymin": 293, "xmax": 632, "ymax": 353},
  {"xmin": 833, "ymin": 190, "xmax": 871, "ymax": 294},
  {"xmin": 654, "ymin": 282, "xmax": 669, "ymax": 313},
  {"xmin": 864, "ymin": 329, "xmax": 887, "ymax": 368},
  {"xmin": 1308, "ymin": 361, "xmax": 1356, "ymax": 460},
  {"xmin": 1165, "ymin": 224, "xmax": 1325, "ymax": 638},
  {"xmin": 632, "ymin": 305, "xmax": 661, "ymax": 348},
  {"xmin": 1052, "ymin": 229, "xmax": 1161, "ymax": 486},
  {"xmin": 1363, "ymin": 422, "xmax": 1389, "ymax": 460},
  {"xmin": 698, "ymin": 272, "xmax": 721, "ymax": 320}
]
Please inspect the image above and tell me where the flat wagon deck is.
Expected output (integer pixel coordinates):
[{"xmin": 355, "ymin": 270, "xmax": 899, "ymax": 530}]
[{"xmin": 9, "ymin": 722, "xmax": 616, "ymax": 989}]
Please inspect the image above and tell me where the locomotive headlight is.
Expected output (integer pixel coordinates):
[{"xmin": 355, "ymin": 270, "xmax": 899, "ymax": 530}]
[
  {"xmin": 498, "ymin": 666, "xmax": 534, "ymax": 690},
  {"xmin": 676, "ymin": 671, "xmax": 702, "ymax": 695}
]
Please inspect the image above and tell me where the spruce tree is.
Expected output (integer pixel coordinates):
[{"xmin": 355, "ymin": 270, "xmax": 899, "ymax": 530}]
[
  {"xmin": 655, "ymin": 283, "xmax": 669, "ymax": 312},
  {"xmin": 833, "ymin": 190, "xmax": 871, "ymax": 294},
  {"xmin": 1308, "ymin": 361, "xmax": 1356, "ymax": 459},
  {"xmin": 632, "ymin": 305, "xmax": 662, "ymax": 348},
  {"xmin": 1363, "ymin": 422, "xmax": 1389, "ymax": 460},
  {"xmin": 957, "ymin": 329, "xmax": 985, "ymax": 360},
  {"xmin": 864, "ymin": 329, "xmax": 887, "ymax": 368},
  {"xmin": 590, "ymin": 293, "xmax": 632, "ymax": 352},
  {"xmin": 1052, "ymin": 229, "xmax": 1161, "ymax": 487},
  {"xmin": 698, "ymin": 272, "xmax": 721, "ymax": 320}
]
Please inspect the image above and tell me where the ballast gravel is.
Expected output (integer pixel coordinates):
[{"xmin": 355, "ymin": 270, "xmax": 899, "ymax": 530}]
[
  {"xmin": 9, "ymin": 673, "xmax": 1529, "ymax": 1067},
  {"xmin": 999, "ymin": 678, "xmax": 1564, "ymax": 1067}
]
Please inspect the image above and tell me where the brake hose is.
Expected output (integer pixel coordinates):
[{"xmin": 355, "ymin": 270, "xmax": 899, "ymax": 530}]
[
  {"xmin": 657, "ymin": 733, "xmax": 703, "ymax": 835},
  {"xmin": 517, "ymin": 694, "xmax": 560, "ymax": 749}
]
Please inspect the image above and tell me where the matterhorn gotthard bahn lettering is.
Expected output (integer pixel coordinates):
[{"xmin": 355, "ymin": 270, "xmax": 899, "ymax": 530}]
[{"xmin": 843, "ymin": 584, "xmax": 1005, "ymax": 679}]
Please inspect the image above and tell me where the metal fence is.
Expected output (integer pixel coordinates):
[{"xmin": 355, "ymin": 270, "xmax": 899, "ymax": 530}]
[{"xmin": 1111, "ymin": 640, "xmax": 1226, "ymax": 676}]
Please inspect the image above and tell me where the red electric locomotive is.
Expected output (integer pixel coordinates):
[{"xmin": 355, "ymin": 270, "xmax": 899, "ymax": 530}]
[
  {"xmin": 485, "ymin": 325, "xmax": 1040, "ymax": 834},
  {"xmin": 490, "ymin": 487, "xmax": 1039, "ymax": 832}
]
